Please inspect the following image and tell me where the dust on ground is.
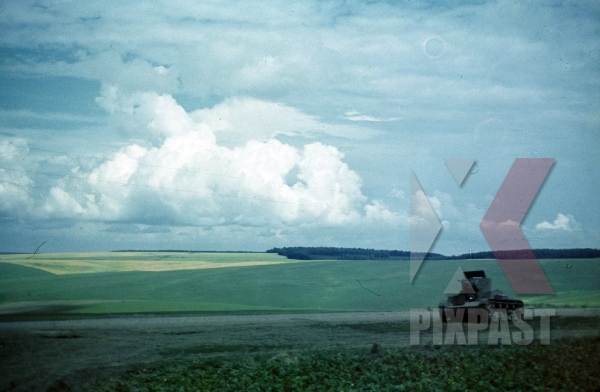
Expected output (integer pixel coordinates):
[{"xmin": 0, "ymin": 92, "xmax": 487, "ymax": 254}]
[{"xmin": 0, "ymin": 309, "xmax": 598, "ymax": 391}]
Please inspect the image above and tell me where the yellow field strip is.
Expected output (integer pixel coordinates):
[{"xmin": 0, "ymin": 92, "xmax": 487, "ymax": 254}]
[{"xmin": 0, "ymin": 258, "xmax": 295, "ymax": 275}]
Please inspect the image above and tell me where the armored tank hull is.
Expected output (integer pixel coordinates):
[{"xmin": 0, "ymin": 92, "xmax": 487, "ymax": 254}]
[{"xmin": 438, "ymin": 270, "xmax": 524, "ymax": 323}]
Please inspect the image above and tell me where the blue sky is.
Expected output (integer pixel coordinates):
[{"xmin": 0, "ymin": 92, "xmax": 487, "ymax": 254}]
[{"xmin": 0, "ymin": 0, "xmax": 598, "ymax": 254}]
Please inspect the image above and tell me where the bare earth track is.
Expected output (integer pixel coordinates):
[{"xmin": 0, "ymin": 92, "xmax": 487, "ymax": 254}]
[{"xmin": 0, "ymin": 309, "xmax": 599, "ymax": 391}]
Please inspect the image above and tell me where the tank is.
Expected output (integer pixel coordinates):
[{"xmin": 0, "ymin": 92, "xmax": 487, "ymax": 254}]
[{"xmin": 438, "ymin": 270, "xmax": 524, "ymax": 323}]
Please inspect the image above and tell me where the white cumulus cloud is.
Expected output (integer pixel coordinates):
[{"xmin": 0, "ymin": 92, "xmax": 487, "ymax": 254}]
[
  {"xmin": 535, "ymin": 213, "xmax": 577, "ymax": 231},
  {"xmin": 44, "ymin": 89, "xmax": 401, "ymax": 229}
]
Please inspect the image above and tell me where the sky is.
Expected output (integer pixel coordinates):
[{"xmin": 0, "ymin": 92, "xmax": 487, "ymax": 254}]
[{"xmin": 0, "ymin": 0, "xmax": 598, "ymax": 254}]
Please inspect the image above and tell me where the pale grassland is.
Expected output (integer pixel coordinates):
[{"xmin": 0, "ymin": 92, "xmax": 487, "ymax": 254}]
[{"xmin": 0, "ymin": 252, "xmax": 296, "ymax": 275}]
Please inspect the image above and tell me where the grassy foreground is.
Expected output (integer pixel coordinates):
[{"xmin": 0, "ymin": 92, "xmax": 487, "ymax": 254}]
[
  {"xmin": 92, "ymin": 335, "xmax": 600, "ymax": 392},
  {"xmin": 0, "ymin": 254, "xmax": 599, "ymax": 316}
]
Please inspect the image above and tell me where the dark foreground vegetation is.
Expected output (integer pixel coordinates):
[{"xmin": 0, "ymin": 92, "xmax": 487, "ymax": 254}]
[
  {"xmin": 267, "ymin": 247, "xmax": 600, "ymax": 261},
  {"xmin": 94, "ymin": 335, "xmax": 600, "ymax": 392}
]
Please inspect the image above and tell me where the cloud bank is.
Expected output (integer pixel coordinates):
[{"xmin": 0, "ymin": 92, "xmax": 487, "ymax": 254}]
[{"xmin": 38, "ymin": 87, "xmax": 404, "ymax": 231}]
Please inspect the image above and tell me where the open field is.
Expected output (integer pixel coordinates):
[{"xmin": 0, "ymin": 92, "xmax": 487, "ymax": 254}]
[
  {"xmin": 0, "ymin": 311, "xmax": 598, "ymax": 391},
  {"xmin": 0, "ymin": 254, "xmax": 599, "ymax": 317},
  {"xmin": 0, "ymin": 253, "xmax": 599, "ymax": 390}
]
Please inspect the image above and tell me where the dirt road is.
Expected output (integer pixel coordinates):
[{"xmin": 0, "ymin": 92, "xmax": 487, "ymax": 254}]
[{"xmin": 1, "ymin": 309, "xmax": 598, "ymax": 391}]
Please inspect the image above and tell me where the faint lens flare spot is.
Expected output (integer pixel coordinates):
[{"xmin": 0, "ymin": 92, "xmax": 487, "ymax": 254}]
[{"xmin": 423, "ymin": 36, "xmax": 446, "ymax": 58}]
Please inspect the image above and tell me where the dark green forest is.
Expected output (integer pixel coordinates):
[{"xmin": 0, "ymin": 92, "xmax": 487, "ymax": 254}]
[{"xmin": 267, "ymin": 247, "xmax": 600, "ymax": 261}]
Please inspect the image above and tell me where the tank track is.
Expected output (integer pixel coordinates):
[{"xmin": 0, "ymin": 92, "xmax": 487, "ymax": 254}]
[{"xmin": 439, "ymin": 299, "xmax": 524, "ymax": 323}]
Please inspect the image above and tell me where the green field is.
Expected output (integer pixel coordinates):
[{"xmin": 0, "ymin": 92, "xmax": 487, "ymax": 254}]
[{"xmin": 0, "ymin": 253, "xmax": 598, "ymax": 317}]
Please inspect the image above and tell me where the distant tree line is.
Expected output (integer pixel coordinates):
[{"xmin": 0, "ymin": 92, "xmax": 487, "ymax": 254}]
[
  {"xmin": 446, "ymin": 248, "xmax": 600, "ymax": 260},
  {"xmin": 266, "ymin": 247, "xmax": 443, "ymax": 260},
  {"xmin": 267, "ymin": 247, "xmax": 600, "ymax": 261}
]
